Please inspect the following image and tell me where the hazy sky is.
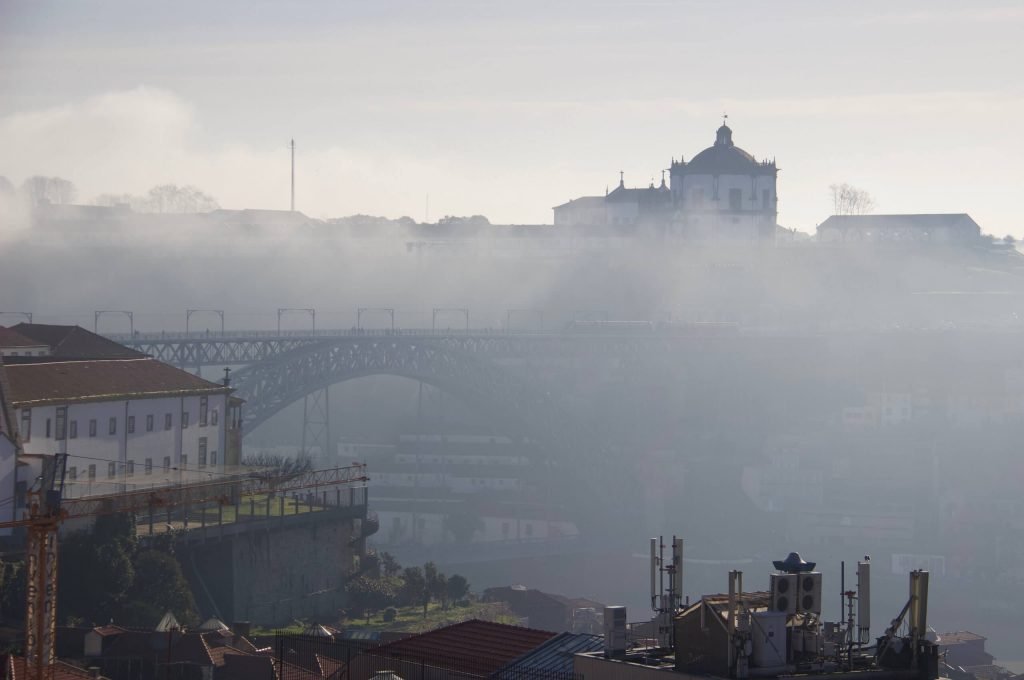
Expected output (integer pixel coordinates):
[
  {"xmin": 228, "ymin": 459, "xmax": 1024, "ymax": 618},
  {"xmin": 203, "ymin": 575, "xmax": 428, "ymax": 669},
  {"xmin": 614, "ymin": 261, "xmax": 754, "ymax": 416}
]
[{"xmin": 1, "ymin": 0, "xmax": 1022, "ymax": 233}]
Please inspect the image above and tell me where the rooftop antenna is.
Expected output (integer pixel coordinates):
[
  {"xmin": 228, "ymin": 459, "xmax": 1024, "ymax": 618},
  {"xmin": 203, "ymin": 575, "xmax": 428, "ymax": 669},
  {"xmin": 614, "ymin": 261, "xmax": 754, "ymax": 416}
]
[
  {"xmin": 722, "ymin": 112, "xmax": 729, "ymax": 126},
  {"xmin": 619, "ymin": 170, "xmax": 624, "ymax": 187},
  {"xmin": 290, "ymin": 139, "xmax": 296, "ymax": 212}
]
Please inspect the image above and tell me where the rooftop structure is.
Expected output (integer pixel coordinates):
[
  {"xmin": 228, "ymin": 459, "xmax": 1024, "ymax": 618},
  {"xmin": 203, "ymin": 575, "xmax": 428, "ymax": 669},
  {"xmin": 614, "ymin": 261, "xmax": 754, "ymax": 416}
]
[
  {"xmin": 10, "ymin": 323, "xmax": 145, "ymax": 360},
  {"xmin": 817, "ymin": 214, "xmax": 982, "ymax": 244}
]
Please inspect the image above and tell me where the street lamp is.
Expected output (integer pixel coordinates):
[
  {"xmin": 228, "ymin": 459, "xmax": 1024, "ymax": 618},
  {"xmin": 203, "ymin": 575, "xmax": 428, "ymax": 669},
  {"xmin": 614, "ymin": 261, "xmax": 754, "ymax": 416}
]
[
  {"xmin": 186, "ymin": 309, "xmax": 225, "ymax": 335},
  {"xmin": 357, "ymin": 308, "xmax": 395, "ymax": 331},
  {"xmin": 432, "ymin": 308, "xmax": 469, "ymax": 332},
  {"xmin": 94, "ymin": 310, "xmax": 134, "ymax": 335},
  {"xmin": 277, "ymin": 308, "xmax": 315, "ymax": 334}
]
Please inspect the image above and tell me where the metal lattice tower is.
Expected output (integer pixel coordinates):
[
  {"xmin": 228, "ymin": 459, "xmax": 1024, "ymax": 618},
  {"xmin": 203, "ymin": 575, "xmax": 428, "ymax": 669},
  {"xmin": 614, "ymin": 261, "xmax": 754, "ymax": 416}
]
[{"xmin": 301, "ymin": 386, "xmax": 331, "ymax": 458}]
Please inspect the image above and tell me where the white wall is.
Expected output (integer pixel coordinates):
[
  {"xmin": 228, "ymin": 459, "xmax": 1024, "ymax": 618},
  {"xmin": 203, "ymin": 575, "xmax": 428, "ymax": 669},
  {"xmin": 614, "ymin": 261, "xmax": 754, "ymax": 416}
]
[
  {"xmin": 18, "ymin": 392, "xmax": 229, "ymax": 499},
  {"xmin": 0, "ymin": 345, "xmax": 49, "ymax": 358}
]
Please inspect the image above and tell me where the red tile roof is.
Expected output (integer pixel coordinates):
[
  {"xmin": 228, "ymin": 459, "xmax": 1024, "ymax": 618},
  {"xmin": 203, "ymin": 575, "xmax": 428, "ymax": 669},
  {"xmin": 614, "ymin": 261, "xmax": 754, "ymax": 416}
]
[
  {"xmin": 5, "ymin": 358, "xmax": 229, "ymax": 406},
  {"xmin": 7, "ymin": 657, "xmax": 99, "ymax": 679},
  {"xmin": 90, "ymin": 625, "xmax": 128, "ymax": 637},
  {"xmin": 11, "ymin": 323, "xmax": 146, "ymax": 359},
  {"xmin": 369, "ymin": 619, "xmax": 557, "ymax": 677},
  {"xmin": 0, "ymin": 326, "xmax": 44, "ymax": 349}
]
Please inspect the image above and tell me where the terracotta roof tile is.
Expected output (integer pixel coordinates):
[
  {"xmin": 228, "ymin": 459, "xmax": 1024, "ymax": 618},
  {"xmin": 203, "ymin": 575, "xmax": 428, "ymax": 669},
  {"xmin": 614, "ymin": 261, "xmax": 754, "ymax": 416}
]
[
  {"xmin": 7, "ymin": 656, "xmax": 99, "ymax": 679},
  {"xmin": 11, "ymin": 323, "xmax": 146, "ymax": 359},
  {"xmin": 370, "ymin": 619, "xmax": 557, "ymax": 677},
  {"xmin": 5, "ymin": 358, "xmax": 229, "ymax": 406},
  {"xmin": 0, "ymin": 326, "xmax": 45, "ymax": 349}
]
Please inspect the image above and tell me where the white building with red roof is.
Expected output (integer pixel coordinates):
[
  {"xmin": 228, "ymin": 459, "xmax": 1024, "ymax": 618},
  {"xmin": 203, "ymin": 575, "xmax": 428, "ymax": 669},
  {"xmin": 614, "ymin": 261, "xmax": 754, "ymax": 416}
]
[{"xmin": 0, "ymin": 326, "xmax": 243, "ymax": 523}]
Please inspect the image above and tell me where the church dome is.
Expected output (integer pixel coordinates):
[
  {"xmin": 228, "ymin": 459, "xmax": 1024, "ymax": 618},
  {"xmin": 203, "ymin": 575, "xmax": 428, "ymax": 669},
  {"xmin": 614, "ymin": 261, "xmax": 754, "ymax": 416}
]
[{"xmin": 682, "ymin": 124, "xmax": 774, "ymax": 175}]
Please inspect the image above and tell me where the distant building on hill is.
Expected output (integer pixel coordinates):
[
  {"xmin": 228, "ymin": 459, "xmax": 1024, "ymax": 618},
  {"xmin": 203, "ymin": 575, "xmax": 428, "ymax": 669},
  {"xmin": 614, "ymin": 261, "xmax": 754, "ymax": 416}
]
[
  {"xmin": 554, "ymin": 121, "xmax": 779, "ymax": 241},
  {"xmin": 817, "ymin": 214, "xmax": 983, "ymax": 244}
]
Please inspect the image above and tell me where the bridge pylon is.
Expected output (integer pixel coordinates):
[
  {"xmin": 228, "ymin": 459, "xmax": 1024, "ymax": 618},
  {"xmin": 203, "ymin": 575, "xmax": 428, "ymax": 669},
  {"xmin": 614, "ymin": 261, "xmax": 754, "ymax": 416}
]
[{"xmin": 301, "ymin": 386, "xmax": 331, "ymax": 459}]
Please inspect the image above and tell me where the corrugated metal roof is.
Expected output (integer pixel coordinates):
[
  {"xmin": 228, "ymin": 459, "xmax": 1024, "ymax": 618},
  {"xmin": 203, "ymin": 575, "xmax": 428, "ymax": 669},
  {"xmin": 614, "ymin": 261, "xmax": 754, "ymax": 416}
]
[
  {"xmin": 5, "ymin": 358, "xmax": 229, "ymax": 406},
  {"xmin": 496, "ymin": 632, "xmax": 603, "ymax": 676}
]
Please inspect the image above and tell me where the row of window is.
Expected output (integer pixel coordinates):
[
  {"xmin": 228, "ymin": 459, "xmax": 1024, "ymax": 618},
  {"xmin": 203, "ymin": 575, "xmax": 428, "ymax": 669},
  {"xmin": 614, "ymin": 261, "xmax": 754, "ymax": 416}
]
[
  {"xmin": 66, "ymin": 438, "xmax": 218, "ymax": 481},
  {"xmin": 20, "ymin": 398, "xmax": 218, "ymax": 442}
]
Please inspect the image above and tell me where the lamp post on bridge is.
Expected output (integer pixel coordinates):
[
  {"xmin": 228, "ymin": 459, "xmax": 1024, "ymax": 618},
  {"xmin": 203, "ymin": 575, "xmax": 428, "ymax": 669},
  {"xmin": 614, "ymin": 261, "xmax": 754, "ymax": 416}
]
[
  {"xmin": 433, "ymin": 308, "xmax": 469, "ymax": 332},
  {"xmin": 506, "ymin": 309, "xmax": 543, "ymax": 331},
  {"xmin": 94, "ymin": 310, "xmax": 134, "ymax": 335},
  {"xmin": 0, "ymin": 311, "xmax": 32, "ymax": 324},
  {"xmin": 186, "ymin": 309, "xmax": 225, "ymax": 335},
  {"xmin": 277, "ymin": 308, "xmax": 315, "ymax": 334},
  {"xmin": 356, "ymin": 307, "xmax": 395, "ymax": 332}
]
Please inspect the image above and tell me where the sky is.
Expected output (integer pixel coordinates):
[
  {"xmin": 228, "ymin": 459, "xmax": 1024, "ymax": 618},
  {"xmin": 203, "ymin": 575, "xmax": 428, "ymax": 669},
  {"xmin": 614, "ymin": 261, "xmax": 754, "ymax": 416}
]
[{"xmin": 1, "ymin": 0, "xmax": 1022, "ymax": 233}]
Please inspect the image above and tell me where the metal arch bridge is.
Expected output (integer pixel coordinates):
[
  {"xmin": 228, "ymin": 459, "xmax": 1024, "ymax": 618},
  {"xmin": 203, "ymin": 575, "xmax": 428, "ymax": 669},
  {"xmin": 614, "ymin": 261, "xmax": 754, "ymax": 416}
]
[
  {"xmin": 108, "ymin": 327, "xmax": 683, "ymax": 368},
  {"xmin": 109, "ymin": 327, "xmax": 736, "ymax": 442}
]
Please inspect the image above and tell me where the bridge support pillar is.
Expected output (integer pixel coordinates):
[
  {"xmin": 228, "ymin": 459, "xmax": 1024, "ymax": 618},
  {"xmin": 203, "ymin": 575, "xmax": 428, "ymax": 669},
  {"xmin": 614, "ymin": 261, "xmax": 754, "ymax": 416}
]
[{"xmin": 301, "ymin": 386, "xmax": 331, "ymax": 458}]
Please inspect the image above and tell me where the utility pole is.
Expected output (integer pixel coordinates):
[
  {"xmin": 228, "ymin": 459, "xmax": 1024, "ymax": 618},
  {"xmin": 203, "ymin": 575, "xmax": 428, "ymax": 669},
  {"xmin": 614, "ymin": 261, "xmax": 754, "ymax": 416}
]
[{"xmin": 290, "ymin": 139, "xmax": 296, "ymax": 212}]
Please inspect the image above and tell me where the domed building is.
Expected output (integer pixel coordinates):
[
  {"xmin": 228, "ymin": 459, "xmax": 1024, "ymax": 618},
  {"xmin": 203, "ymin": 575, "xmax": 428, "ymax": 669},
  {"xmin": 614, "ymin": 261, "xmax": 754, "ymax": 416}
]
[
  {"xmin": 552, "ymin": 121, "xmax": 779, "ymax": 242},
  {"xmin": 669, "ymin": 122, "xmax": 778, "ymax": 240}
]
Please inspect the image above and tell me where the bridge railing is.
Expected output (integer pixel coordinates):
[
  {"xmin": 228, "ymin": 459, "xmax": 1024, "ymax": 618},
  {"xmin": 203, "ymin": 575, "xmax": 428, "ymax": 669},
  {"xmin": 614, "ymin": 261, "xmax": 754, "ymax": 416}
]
[{"xmin": 105, "ymin": 328, "xmax": 558, "ymax": 341}]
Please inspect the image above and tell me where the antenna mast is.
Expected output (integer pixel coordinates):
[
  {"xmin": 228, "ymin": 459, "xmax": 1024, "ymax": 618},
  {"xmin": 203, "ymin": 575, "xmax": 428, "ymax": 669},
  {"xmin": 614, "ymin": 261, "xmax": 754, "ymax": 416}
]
[{"xmin": 290, "ymin": 139, "xmax": 296, "ymax": 212}]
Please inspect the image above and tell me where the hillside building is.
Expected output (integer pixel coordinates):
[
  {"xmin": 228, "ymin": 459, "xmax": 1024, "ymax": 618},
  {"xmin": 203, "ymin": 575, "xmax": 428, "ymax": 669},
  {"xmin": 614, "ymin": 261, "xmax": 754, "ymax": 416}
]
[
  {"xmin": 0, "ymin": 325, "xmax": 243, "ymax": 529},
  {"xmin": 817, "ymin": 214, "xmax": 982, "ymax": 244},
  {"xmin": 553, "ymin": 122, "xmax": 779, "ymax": 241}
]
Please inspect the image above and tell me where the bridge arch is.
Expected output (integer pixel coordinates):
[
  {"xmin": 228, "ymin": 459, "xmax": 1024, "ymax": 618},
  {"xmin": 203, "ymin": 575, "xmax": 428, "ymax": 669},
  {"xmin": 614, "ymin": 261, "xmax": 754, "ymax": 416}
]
[{"xmin": 231, "ymin": 337, "xmax": 561, "ymax": 443}]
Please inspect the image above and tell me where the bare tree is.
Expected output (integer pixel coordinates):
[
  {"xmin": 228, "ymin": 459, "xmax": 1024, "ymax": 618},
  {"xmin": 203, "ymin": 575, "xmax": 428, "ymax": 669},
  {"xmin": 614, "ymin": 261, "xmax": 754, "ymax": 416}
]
[
  {"xmin": 144, "ymin": 184, "xmax": 219, "ymax": 213},
  {"xmin": 21, "ymin": 176, "xmax": 78, "ymax": 206},
  {"xmin": 829, "ymin": 183, "xmax": 875, "ymax": 215}
]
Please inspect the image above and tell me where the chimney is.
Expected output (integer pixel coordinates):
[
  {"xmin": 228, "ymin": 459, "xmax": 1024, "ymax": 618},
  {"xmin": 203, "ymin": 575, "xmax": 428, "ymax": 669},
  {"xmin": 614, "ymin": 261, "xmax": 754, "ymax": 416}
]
[{"xmin": 231, "ymin": 621, "xmax": 252, "ymax": 639}]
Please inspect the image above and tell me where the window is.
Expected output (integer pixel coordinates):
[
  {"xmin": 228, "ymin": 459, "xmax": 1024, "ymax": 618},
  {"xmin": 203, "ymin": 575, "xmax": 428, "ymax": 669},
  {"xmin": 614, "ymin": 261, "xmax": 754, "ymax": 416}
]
[
  {"xmin": 181, "ymin": 412, "xmax": 189, "ymax": 429},
  {"xmin": 729, "ymin": 188, "xmax": 742, "ymax": 211},
  {"xmin": 69, "ymin": 420, "xmax": 78, "ymax": 439},
  {"xmin": 525, "ymin": 523, "xmax": 533, "ymax": 537},
  {"xmin": 45, "ymin": 418, "xmax": 51, "ymax": 438},
  {"xmin": 763, "ymin": 188, "xmax": 770, "ymax": 208},
  {"xmin": 20, "ymin": 409, "xmax": 30, "ymax": 441},
  {"xmin": 198, "ymin": 437, "xmax": 208, "ymax": 468},
  {"xmin": 165, "ymin": 413, "xmax": 173, "ymax": 430},
  {"xmin": 163, "ymin": 456, "xmax": 171, "ymax": 472},
  {"xmin": 200, "ymin": 397, "xmax": 208, "ymax": 427},
  {"xmin": 107, "ymin": 462, "xmax": 116, "ymax": 478},
  {"xmin": 68, "ymin": 466, "xmax": 77, "ymax": 482},
  {"xmin": 127, "ymin": 416, "xmax": 135, "ymax": 434},
  {"xmin": 211, "ymin": 409, "xmax": 219, "ymax": 426},
  {"xmin": 108, "ymin": 417, "xmax": 117, "ymax": 435},
  {"xmin": 126, "ymin": 461, "xmax": 135, "ymax": 476},
  {"xmin": 89, "ymin": 419, "xmax": 97, "ymax": 437},
  {"xmin": 210, "ymin": 450, "xmax": 217, "ymax": 467},
  {"xmin": 146, "ymin": 414, "xmax": 154, "ymax": 432},
  {"xmin": 145, "ymin": 458, "xmax": 153, "ymax": 475},
  {"xmin": 88, "ymin": 464, "xmax": 96, "ymax": 480},
  {"xmin": 180, "ymin": 455, "xmax": 188, "ymax": 470}
]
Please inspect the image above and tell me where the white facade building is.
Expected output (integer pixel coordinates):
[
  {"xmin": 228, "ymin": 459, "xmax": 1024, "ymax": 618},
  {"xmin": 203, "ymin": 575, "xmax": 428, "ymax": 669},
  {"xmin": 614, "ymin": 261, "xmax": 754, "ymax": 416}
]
[
  {"xmin": 344, "ymin": 433, "xmax": 579, "ymax": 547},
  {"xmin": 553, "ymin": 122, "xmax": 779, "ymax": 241},
  {"xmin": 0, "ymin": 326, "xmax": 50, "ymax": 358},
  {"xmin": 668, "ymin": 123, "xmax": 778, "ymax": 240},
  {"xmin": 3, "ymin": 357, "xmax": 242, "ymax": 507}
]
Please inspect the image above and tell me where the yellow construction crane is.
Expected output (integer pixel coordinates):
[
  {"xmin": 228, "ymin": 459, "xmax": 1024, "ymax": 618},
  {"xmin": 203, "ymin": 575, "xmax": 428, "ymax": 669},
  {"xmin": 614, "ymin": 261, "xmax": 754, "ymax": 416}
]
[{"xmin": 0, "ymin": 454, "xmax": 369, "ymax": 680}]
